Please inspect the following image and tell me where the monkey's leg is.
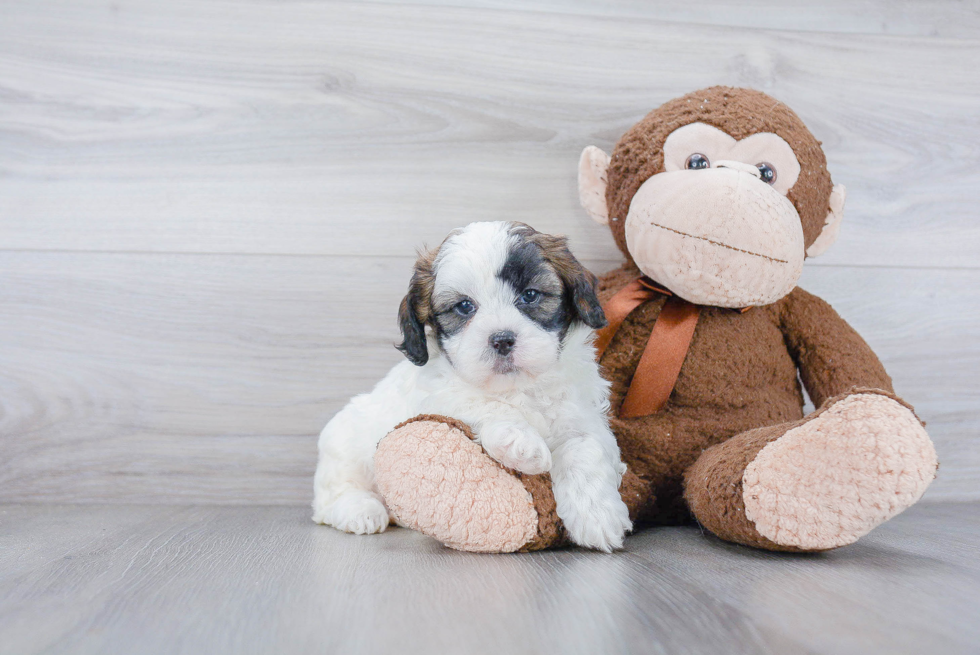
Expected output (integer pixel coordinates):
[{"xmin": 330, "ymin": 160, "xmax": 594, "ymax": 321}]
[
  {"xmin": 683, "ymin": 390, "xmax": 937, "ymax": 552},
  {"xmin": 374, "ymin": 415, "xmax": 649, "ymax": 553}
]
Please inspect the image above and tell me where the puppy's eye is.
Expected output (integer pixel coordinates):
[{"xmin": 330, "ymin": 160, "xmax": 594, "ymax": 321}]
[
  {"xmin": 519, "ymin": 289, "xmax": 541, "ymax": 304},
  {"xmin": 453, "ymin": 299, "xmax": 476, "ymax": 316},
  {"xmin": 685, "ymin": 153, "xmax": 710, "ymax": 170},
  {"xmin": 756, "ymin": 162, "xmax": 777, "ymax": 184}
]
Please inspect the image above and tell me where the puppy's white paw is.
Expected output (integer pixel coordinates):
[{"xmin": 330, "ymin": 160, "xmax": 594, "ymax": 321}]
[
  {"xmin": 480, "ymin": 422, "xmax": 553, "ymax": 474},
  {"xmin": 556, "ymin": 483, "xmax": 632, "ymax": 553},
  {"xmin": 314, "ymin": 491, "xmax": 390, "ymax": 535}
]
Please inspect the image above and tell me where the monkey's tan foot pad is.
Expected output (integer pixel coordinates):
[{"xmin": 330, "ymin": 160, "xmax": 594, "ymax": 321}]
[
  {"xmin": 374, "ymin": 416, "xmax": 539, "ymax": 553},
  {"xmin": 743, "ymin": 394, "xmax": 938, "ymax": 550}
]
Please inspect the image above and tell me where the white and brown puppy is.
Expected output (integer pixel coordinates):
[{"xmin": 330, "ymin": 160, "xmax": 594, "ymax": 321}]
[{"xmin": 312, "ymin": 221, "xmax": 632, "ymax": 551}]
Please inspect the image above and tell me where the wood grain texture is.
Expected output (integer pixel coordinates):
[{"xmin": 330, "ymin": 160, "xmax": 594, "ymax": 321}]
[
  {"xmin": 1, "ymin": 501, "xmax": 978, "ymax": 655},
  {"xmin": 1, "ymin": 252, "xmax": 976, "ymax": 504},
  {"xmin": 368, "ymin": 0, "xmax": 980, "ymax": 37},
  {"xmin": 0, "ymin": 0, "xmax": 977, "ymax": 505},
  {"xmin": 1, "ymin": 0, "xmax": 979, "ymax": 267}
]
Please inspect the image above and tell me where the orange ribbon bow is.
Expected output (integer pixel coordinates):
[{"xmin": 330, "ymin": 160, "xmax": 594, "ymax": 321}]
[{"xmin": 594, "ymin": 278, "xmax": 701, "ymax": 419}]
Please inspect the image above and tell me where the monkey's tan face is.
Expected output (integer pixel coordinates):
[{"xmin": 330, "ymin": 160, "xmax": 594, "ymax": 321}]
[{"xmin": 624, "ymin": 123, "xmax": 806, "ymax": 308}]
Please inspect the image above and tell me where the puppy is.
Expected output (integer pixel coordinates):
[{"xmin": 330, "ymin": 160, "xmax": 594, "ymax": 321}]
[{"xmin": 312, "ymin": 221, "xmax": 632, "ymax": 551}]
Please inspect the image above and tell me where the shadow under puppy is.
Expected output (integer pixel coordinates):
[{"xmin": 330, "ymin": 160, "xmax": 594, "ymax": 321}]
[{"xmin": 313, "ymin": 221, "xmax": 632, "ymax": 551}]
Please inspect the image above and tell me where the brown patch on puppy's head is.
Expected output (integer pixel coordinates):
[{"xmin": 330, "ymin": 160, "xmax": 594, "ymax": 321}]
[{"xmin": 506, "ymin": 223, "xmax": 607, "ymax": 332}]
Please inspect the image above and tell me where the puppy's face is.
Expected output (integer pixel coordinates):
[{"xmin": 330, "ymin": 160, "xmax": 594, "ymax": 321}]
[{"xmin": 396, "ymin": 222, "xmax": 606, "ymax": 389}]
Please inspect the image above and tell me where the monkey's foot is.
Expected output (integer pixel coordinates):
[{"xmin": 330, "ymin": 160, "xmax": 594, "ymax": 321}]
[
  {"xmin": 374, "ymin": 415, "xmax": 562, "ymax": 553},
  {"xmin": 742, "ymin": 393, "xmax": 938, "ymax": 550}
]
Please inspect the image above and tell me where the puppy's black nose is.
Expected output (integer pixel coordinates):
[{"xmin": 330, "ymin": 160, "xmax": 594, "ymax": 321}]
[{"xmin": 489, "ymin": 331, "xmax": 516, "ymax": 356}]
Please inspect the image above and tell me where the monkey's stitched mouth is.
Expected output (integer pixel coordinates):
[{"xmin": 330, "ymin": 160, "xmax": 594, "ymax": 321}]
[{"xmin": 649, "ymin": 222, "xmax": 789, "ymax": 264}]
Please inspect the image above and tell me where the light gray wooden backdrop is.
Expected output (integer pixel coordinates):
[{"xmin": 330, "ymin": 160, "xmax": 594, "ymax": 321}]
[{"xmin": 1, "ymin": 0, "xmax": 978, "ymax": 505}]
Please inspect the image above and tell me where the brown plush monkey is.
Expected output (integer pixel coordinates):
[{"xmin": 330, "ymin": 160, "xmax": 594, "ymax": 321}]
[{"xmin": 373, "ymin": 87, "xmax": 938, "ymax": 553}]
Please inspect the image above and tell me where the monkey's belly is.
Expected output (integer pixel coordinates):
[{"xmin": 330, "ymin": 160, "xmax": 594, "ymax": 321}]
[
  {"xmin": 612, "ymin": 390, "xmax": 804, "ymax": 488},
  {"xmin": 607, "ymin": 308, "xmax": 805, "ymax": 519}
]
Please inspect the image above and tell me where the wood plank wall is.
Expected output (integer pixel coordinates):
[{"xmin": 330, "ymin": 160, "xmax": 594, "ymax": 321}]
[{"xmin": 1, "ymin": 0, "xmax": 978, "ymax": 504}]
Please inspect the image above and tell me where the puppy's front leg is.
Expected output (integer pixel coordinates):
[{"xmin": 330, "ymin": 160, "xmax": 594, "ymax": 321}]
[
  {"xmin": 551, "ymin": 437, "xmax": 632, "ymax": 552},
  {"xmin": 477, "ymin": 420, "xmax": 552, "ymax": 475}
]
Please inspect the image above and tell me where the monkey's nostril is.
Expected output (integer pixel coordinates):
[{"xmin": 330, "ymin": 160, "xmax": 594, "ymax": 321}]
[{"xmin": 490, "ymin": 331, "xmax": 517, "ymax": 356}]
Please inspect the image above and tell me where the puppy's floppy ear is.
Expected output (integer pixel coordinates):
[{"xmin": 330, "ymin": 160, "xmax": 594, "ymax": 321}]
[
  {"xmin": 396, "ymin": 247, "xmax": 437, "ymax": 366},
  {"xmin": 396, "ymin": 294, "xmax": 428, "ymax": 366},
  {"xmin": 535, "ymin": 233, "xmax": 607, "ymax": 330},
  {"xmin": 565, "ymin": 262, "xmax": 607, "ymax": 329}
]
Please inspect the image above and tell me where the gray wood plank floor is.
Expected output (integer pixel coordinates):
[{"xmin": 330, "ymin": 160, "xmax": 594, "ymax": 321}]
[{"xmin": 1, "ymin": 501, "xmax": 978, "ymax": 655}]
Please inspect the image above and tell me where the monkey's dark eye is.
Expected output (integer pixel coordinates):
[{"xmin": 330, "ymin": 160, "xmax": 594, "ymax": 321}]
[
  {"xmin": 519, "ymin": 289, "xmax": 541, "ymax": 304},
  {"xmin": 453, "ymin": 299, "xmax": 476, "ymax": 316},
  {"xmin": 756, "ymin": 162, "xmax": 777, "ymax": 184},
  {"xmin": 685, "ymin": 153, "xmax": 710, "ymax": 170}
]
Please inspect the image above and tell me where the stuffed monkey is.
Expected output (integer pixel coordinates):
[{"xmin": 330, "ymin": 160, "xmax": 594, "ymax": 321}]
[{"xmin": 373, "ymin": 87, "xmax": 937, "ymax": 553}]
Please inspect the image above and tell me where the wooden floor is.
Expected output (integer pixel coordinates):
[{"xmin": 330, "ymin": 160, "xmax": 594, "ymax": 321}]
[{"xmin": 1, "ymin": 501, "xmax": 978, "ymax": 655}]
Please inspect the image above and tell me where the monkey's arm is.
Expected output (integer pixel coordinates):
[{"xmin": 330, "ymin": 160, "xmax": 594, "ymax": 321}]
[{"xmin": 778, "ymin": 287, "xmax": 894, "ymax": 408}]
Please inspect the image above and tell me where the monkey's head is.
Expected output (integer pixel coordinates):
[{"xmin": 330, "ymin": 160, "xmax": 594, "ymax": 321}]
[{"xmin": 579, "ymin": 86, "xmax": 846, "ymax": 308}]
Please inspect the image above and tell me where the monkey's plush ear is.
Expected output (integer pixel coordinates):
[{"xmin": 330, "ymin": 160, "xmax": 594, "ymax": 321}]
[
  {"xmin": 396, "ymin": 293, "xmax": 428, "ymax": 366},
  {"xmin": 806, "ymin": 184, "xmax": 846, "ymax": 258},
  {"xmin": 578, "ymin": 146, "xmax": 611, "ymax": 225}
]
